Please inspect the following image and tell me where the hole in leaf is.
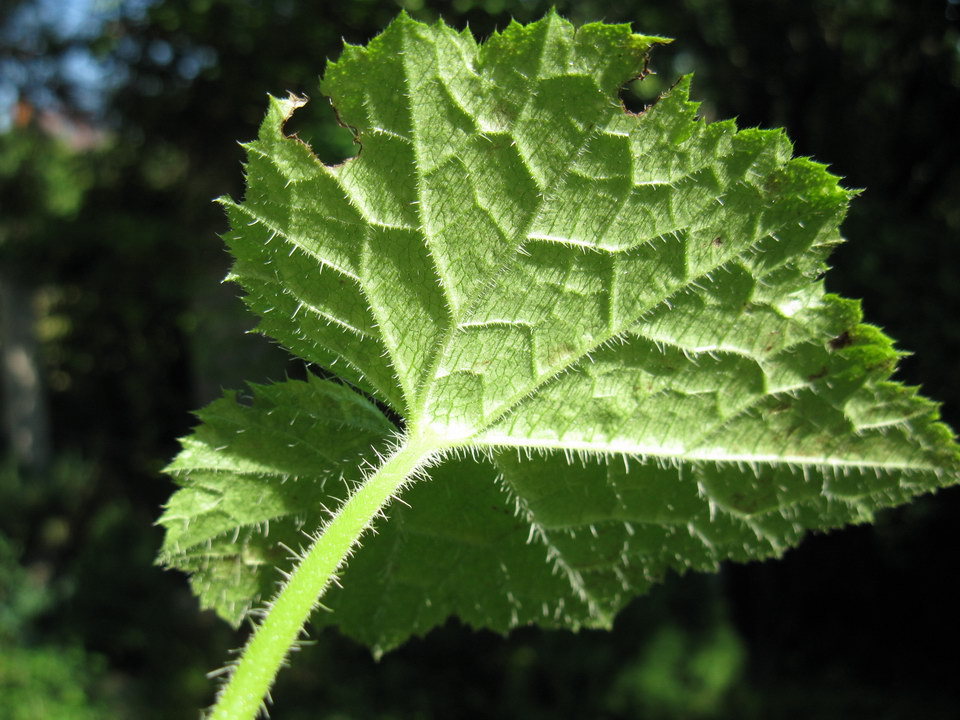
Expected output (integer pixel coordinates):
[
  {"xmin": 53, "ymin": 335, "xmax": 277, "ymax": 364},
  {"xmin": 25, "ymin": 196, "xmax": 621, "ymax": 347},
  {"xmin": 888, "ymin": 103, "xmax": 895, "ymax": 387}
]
[
  {"xmin": 282, "ymin": 95, "xmax": 359, "ymax": 165},
  {"xmin": 620, "ymin": 73, "xmax": 668, "ymax": 113},
  {"xmin": 618, "ymin": 42, "xmax": 679, "ymax": 115}
]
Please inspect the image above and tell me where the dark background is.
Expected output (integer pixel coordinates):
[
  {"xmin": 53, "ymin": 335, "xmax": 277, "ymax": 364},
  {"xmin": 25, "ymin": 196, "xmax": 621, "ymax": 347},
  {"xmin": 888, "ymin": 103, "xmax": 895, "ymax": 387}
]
[{"xmin": 1, "ymin": 0, "xmax": 959, "ymax": 717}]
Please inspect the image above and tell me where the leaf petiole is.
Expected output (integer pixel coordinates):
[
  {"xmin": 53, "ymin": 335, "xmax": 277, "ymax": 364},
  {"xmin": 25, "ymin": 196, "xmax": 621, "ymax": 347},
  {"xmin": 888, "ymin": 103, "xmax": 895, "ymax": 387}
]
[{"xmin": 208, "ymin": 431, "xmax": 441, "ymax": 720}]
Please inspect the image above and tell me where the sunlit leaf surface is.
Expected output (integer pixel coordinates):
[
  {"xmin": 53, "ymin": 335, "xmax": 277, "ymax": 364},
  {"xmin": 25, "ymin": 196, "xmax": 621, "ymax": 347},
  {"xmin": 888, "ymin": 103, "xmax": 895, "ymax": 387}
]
[{"xmin": 159, "ymin": 13, "xmax": 959, "ymax": 655}]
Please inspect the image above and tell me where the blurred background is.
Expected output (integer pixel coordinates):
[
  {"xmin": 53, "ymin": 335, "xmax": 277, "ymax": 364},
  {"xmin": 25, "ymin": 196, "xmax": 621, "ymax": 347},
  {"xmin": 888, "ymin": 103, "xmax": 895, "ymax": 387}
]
[{"xmin": 1, "ymin": 0, "xmax": 959, "ymax": 717}]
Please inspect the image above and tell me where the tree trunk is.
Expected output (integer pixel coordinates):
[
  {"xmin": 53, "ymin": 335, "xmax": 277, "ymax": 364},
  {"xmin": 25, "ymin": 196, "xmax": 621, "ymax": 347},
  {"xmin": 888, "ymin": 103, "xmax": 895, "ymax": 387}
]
[{"xmin": 0, "ymin": 270, "xmax": 50, "ymax": 473}]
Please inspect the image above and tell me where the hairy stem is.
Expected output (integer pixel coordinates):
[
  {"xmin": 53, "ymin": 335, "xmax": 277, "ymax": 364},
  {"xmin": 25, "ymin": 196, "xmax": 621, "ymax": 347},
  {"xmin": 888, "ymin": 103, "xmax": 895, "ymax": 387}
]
[{"xmin": 208, "ymin": 432, "xmax": 438, "ymax": 720}]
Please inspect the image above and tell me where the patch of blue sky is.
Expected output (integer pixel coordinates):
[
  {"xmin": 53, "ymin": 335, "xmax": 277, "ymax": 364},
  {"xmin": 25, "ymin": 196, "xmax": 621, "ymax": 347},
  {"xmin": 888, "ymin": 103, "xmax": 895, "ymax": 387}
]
[
  {"xmin": 1, "ymin": 0, "xmax": 154, "ymax": 130},
  {"xmin": 2, "ymin": 0, "xmax": 153, "ymax": 42}
]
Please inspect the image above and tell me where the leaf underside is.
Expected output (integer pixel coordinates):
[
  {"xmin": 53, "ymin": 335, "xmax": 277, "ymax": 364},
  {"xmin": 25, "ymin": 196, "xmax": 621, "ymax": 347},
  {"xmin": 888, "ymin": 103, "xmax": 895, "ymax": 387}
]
[{"xmin": 159, "ymin": 12, "xmax": 960, "ymax": 655}]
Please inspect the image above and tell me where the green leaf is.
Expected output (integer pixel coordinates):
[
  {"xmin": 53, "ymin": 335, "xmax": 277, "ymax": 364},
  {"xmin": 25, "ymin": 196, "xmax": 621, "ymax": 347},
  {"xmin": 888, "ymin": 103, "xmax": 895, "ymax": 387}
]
[
  {"xmin": 159, "ymin": 376, "xmax": 396, "ymax": 625},
  {"xmin": 160, "ymin": 12, "xmax": 960, "ymax": 657}
]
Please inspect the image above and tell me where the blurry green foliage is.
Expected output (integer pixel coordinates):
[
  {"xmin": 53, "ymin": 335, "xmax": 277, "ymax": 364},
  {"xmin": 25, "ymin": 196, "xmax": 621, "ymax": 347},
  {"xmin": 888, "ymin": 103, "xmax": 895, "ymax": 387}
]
[
  {"xmin": 0, "ymin": 531, "xmax": 113, "ymax": 720},
  {"xmin": 606, "ymin": 622, "xmax": 745, "ymax": 718},
  {"xmin": 0, "ymin": 534, "xmax": 48, "ymax": 641},
  {"xmin": 0, "ymin": 643, "xmax": 111, "ymax": 720},
  {"xmin": 0, "ymin": 129, "xmax": 90, "ymax": 218},
  {"xmin": 0, "ymin": 126, "xmax": 97, "ymax": 265}
]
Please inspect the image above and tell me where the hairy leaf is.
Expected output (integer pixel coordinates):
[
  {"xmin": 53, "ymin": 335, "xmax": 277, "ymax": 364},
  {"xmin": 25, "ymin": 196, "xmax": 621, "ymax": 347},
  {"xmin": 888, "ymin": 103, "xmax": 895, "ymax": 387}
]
[{"xmin": 160, "ymin": 12, "xmax": 960, "ymax": 655}]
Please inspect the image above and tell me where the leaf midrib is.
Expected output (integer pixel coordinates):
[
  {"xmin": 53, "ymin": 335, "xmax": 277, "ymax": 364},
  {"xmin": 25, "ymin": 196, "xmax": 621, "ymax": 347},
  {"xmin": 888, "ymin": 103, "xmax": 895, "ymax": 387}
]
[
  {"xmin": 390, "ymin": 59, "xmax": 789, "ymax": 443},
  {"xmin": 406, "ymin": 19, "xmax": 603, "ymax": 428}
]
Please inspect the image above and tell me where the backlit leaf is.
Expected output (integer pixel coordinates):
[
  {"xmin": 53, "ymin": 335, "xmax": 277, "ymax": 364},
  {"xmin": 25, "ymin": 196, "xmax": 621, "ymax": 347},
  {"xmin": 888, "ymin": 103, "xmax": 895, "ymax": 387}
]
[{"xmin": 159, "ymin": 12, "xmax": 959, "ymax": 655}]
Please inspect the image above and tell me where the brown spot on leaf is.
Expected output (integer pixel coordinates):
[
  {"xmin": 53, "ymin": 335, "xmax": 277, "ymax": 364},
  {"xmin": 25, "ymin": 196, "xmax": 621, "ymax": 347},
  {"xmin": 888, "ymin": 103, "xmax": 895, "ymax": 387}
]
[
  {"xmin": 828, "ymin": 331, "xmax": 853, "ymax": 351},
  {"xmin": 712, "ymin": 236, "xmax": 724, "ymax": 247}
]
